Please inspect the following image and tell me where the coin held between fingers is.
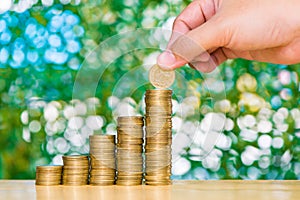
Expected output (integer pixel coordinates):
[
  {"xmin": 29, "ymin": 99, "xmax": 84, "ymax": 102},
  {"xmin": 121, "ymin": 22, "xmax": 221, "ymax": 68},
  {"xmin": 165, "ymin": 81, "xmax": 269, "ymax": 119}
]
[{"xmin": 149, "ymin": 64, "xmax": 175, "ymax": 89}]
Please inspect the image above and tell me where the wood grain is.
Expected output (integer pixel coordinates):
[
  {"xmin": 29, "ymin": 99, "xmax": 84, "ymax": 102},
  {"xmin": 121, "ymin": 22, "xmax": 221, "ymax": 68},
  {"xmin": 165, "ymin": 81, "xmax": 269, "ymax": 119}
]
[{"xmin": 0, "ymin": 180, "xmax": 299, "ymax": 200}]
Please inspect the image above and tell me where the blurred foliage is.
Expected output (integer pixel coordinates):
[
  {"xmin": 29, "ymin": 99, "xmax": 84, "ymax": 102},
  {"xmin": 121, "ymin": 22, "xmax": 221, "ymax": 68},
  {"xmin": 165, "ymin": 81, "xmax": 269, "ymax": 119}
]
[{"xmin": 0, "ymin": 0, "xmax": 299, "ymax": 180}]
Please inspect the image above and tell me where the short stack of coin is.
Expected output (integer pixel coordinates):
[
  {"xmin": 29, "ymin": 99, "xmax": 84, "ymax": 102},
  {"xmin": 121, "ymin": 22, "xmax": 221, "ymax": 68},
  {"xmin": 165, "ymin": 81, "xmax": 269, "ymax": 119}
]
[
  {"xmin": 116, "ymin": 116, "xmax": 144, "ymax": 186},
  {"xmin": 144, "ymin": 89, "xmax": 172, "ymax": 185},
  {"xmin": 89, "ymin": 135, "xmax": 116, "ymax": 185},
  {"xmin": 62, "ymin": 155, "xmax": 89, "ymax": 185},
  {"xmin": 35, "ymin": 165, "xmax": 63, "ymax": 186}
]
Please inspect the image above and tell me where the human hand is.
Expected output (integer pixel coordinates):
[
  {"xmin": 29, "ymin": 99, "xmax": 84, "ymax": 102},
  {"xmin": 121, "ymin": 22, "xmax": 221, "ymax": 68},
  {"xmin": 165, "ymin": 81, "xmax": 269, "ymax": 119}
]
[{"xmin": 157, "ymin": 0, "xmax": 300, "ymax": 72}]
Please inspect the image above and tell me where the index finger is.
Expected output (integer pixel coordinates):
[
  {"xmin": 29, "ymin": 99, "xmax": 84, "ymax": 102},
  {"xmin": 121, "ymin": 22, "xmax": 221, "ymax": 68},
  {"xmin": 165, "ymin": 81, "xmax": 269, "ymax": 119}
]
[{"xmin": 168, "ymin": 0, "xmax": 217, "ymax": 48}]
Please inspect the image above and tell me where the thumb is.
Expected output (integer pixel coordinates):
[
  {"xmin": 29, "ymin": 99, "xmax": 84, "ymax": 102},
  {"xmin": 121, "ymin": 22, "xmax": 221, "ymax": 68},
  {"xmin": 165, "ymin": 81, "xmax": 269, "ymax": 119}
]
[{"xmin": 158, "ymin": 19, "xmax": 224, "ymax": 70}]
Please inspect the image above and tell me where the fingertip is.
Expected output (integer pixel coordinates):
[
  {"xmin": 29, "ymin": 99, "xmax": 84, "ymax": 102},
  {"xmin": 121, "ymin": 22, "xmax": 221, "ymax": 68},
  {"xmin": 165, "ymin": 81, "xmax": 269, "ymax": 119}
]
[{"xmin": 157, "ymin": 51, "xmax": 177, "ymax": 70}]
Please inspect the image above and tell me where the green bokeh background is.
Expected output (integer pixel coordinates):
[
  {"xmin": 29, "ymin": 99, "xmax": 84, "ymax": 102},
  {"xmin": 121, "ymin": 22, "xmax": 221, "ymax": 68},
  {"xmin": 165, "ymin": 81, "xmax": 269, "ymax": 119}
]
[{"xmin": 0, "ymin": 0, "xmax": 299, "ymax": 180}]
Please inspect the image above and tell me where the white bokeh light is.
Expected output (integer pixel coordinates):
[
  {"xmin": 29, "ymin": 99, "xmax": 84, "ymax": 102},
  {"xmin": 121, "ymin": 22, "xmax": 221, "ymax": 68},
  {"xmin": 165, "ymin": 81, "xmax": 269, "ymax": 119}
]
[
  {"xmin": 44, "ymin": 104, "xmax": 59, "ymax": 122},
  {"xmin": 192, "ymin": 129, "xmax": 206, "ymax": 146},
  {"xmin": 172, "ymin": 99, "xmax": 179, "ymax": 114},
  {"xmin": 108, "ymin": 96, "xmax": 120, "ymax": 109},
  {"xmin": 68, "ymin": 116, "xmax": 84, "ymax": 130},
  {"xmin": 105, "ymin": 123, "xmax": 117, "ymax": 135},
  {"xmin": 172, "ymin": 133, "xmax": 191, "ymax": 157},
  {"xmin": 29, "ymin": 120, "xmax": 41, "ymax": 133},
  {"xmin": 276, "ymin": 123, "xmax": 289, "ymax": 132},
  {"xmin": 68, "ymin": 133, "xmax": 85, "ymax": 147},
  {"xmin": 258, "ymin": 156, "xmax": 271, "ymax": 169},
  {"xmin": 244, "ymin": 114, "xmax": 256, "ymax": 128},
  {"xmin": 22, "ymin": 127, "xmax": 30, "ymax": 142},
  {"xmin": 224, "ymin": 118, "xmax": 234, "ymax": 131},
  {"xmin": 46, "ymin": 139, "xmax": 55, "ymax": 154},
  {"xmin": 54, "ymin": 137, "xmax": 69, "ymax": 154},
  {"xmin": 86, "ymin": 115, "xmax": 104, "ymax": 131},
  {"xmin": 63, "ymin": 105, "xmax": 76, "ymax": 119},
  {"xmin": 114, "ymin": 101, "xmax": 137, "ymax": 117},
  {"xmin": 0, "ymin": 0, "xmax": 12, "ymax": 14},
  {"xmin": 257, "ymin": 120, "xmax": 273, "ymax": 133},
  {"xmin": 272, "ymin": 137, "xmax": 284, "ymax": 149},
  {"xmin": 172, "ymin": 157, "xmax": 191, "ymax": 176},
  {"xmin": 247, "ymin": 166, "xmax": 261, "ymax": 180},
  {"xmin": 216, "ymin": 134, "xmax": 232, "ymax": 150},
  {"xmin": 41, "ymin": 0, "xmax": 54, "ymax": 7},
  {"xmin": 281, "ymin": 150, "xmax": 292, "ymax": 166},
  {"xmin": 241, "ymin": 146, "xmax": 261, "ymax": 166},
  {"xmin": 172, "ymin": 116, "xmax": 183, "ymax": 133},
  {"xmin": 60, "ymin": 0, "xmax": 71, "ymax": 5},
  {"xmin": 240, "ymin": 128, "xmax": 258, "ymax": 142},
  {"xmin": 200, "ymin": 112, "xmax": 226, "ymax": 132},
  {"xmin": 258, "ymin": 134, "xmax": 272, "ymax": 149},
  {"xmin": 20, "ymin": 110, "xmax": 29, "ymax": 125},
  {"xmin": 80, "ymin": 125, "xmax": 93, "ymax": 139},
  {"xmin": 202, "ymin": 149, "xmax": 222, "ymax": 171},
  {"xmin": 52, "ymin": 154, "xmax": 63, "ymax": 165}
]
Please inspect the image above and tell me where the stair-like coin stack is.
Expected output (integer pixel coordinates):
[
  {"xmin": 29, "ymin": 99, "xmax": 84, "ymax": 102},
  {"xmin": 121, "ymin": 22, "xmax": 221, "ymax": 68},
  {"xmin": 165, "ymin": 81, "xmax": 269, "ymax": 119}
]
[
  {"xmin": 35, "ymin": 165, "xmax": 62, "ymax": 186},
  {"xmin": 116, "ymin": 116, "xmax": 144, "ymax": 186},
  {"xmin": 62, "ymin": 155, "xmax": 89, "ymax": 185},
  {"xmin": 144, "ymin": 89, "xmax": 172, "ymax": 185},
  {"xmin": 89, "ymin": 135, "xmax": 116, "ymax": 185}
]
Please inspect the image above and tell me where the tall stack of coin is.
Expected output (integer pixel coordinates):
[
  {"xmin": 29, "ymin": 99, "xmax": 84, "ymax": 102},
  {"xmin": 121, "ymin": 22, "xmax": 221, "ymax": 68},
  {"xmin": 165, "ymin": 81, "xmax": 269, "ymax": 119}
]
[
  {"xmin": 116, "ymin": 116, "xmax": 144, "ymax": 186},
  {"xmin": 62, "ymin": 155, "xmax": 89, "ymax": 185},
  {"xmin": 89, "ymin": 135, "xmax": 116, "ymax": 185},
  {"xmin": 144, "ymin": 89, "xmax": 172, "ymax": 185},
  {"xmin": 35, "ymin": 165, "xmax": 62, "ymax": 186}
]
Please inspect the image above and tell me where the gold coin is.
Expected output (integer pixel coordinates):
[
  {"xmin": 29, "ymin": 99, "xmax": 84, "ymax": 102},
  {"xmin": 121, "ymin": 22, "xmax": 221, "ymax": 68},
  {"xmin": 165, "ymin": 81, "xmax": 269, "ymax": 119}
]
[
  {"xmin": 117, "ymin": 171, "xmax": 143, "ymax": 176},
  {"xmin": 35, "ymin": 181, "xmax": 61, "ymax": 186},
  {"xmin": 36, "ymin": 165, "xmax": 63, "ymax": 171},
  {"xmin": 149, "ymin": 65, "xmax": 175, "ymax": 89},
  {"xmin": 117, "ymin": 116, "xmax": 144, "ymax": 125},
  {"xmin": 145, "ymin": 89, "xmax": 172, "ymax": 95},
  {"xmin": 116, "ymin": 180, "xmax": 142, "ymax": 186},
  {"xmin": 145, "ymin": 167, "xmax": 172, "ymax": 173},
  {"xmin": 145, "ymin": 106, "xmax": 172, "ymax": 111},
  {"xmin": 89, "ymin": 178, "xmax": 115, "ymax": 182},
  {"xmin": 117, "ymin": 131, "xmax": 143, "ymax": 137},
  {"xmin": 145, "ymin": 100, "xmax": 172, "ymax": 104},
  {"xmin": 117, "ymin": 127, "xmax": 144, "ymax": 132},
  {"xmin": 146, "ymin": 154, "xmax": 172, "ymax": 160},
  {"xmin": 144, "ymin": 175, "xmax": 170, "ymax": 180},
  {"xmin": 117, "ymin": 147, "xmax": 143, "ymax": 153},
  {"xmin": 145, "ymin": 180, "xmax": 171, "ymax": 185},
  {"xmin": 90, "ymin": 172, "xmax": 116, "ymax": 176},
  {"xmin": 145, "ymin": 172, "xmax": 172, "ymax": 177},
  {"xmin": 117, "ymin": 174, "xmax": 143, "ymax": 179},
  {"xmin": 62, "ymin": 155, "xmax": 89, "ymax": 160},
  {"xmin": 117, "ymin": 135, "xmax": 143, "ymax": 140},
  {"xmin": 90, "ymin": 135, "xmax": 115, "ymax": 142},
  {"xmin": 89, "ymin": 181, "xmax": 115, "ymax": 186},
  {"xmin": 90, "ymin": 149, "xmax": 115, "ymax": 153},
  {"xmin": 117, "ymin": 166, "xmax": 143, "ymax": 172},
  {"xmin": 62, "ymin": 182, "xmax": 88, "ymax": 186}
]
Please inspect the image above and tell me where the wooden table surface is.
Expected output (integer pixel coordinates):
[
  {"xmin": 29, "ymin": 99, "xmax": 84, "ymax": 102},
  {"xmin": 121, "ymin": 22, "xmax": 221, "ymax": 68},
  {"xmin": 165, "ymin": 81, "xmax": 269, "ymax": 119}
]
[{"xmin": 0, "ymin": 180, "xmax": 299, "ymax": 200}]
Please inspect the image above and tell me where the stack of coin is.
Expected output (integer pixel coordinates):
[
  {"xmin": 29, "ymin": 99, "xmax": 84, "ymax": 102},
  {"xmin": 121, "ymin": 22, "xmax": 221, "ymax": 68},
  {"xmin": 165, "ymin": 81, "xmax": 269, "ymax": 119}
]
[
  {"xmin": 116, "ymin": 116, "xmax": 144, "ymax": 186},
  {"xmin": 62, "ymin": 155, "xmax": 89, "ymax": 185},
  {"xmin": 89, "ymin": 135, "xmax": 116, "ymax": 185},
  {"xmin": 144, "ymin": 89, "xmax": 172, "ymax": 185},
  {"xmin": 35, "ymin": 165, "xmax": 62, "ymax": 186}
]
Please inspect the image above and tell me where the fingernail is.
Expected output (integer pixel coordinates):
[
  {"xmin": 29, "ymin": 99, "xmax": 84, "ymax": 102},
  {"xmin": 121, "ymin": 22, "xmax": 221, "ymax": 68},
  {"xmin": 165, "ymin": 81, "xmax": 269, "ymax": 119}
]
[{"xmin": 157, "ymin": 51, "xmax": 177, "ymax": 70}]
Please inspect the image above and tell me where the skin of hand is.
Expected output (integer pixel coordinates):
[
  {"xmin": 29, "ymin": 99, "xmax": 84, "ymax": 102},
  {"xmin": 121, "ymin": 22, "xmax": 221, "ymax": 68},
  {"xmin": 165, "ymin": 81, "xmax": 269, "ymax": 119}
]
[{"xmin": 157, "ymin": 0, "xmax": 300, "ymax": 72}]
